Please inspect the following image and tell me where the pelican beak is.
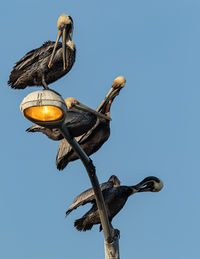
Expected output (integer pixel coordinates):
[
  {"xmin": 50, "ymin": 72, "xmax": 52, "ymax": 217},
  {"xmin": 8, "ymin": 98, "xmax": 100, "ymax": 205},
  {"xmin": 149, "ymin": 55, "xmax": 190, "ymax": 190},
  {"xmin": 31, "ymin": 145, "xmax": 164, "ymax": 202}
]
[
  {"xmin": 48, "ymin": 30, "xmax": 62, "ymax": 69},
  {"xmin": 134, "ymin": 181, "xmax": 153, "ymax": 192},
  {"xmin": 74, "ymin": 102, "xmax": 112, "ymax": 121},
  {"xmin": 96, "ymin": 86, "xmax": 123, "ymax": 112},
  {"xmin": 134, "ymin": 177, "xmax": 163, "ymax": 193},
  {"xmin": 96, "ymin": 76, "xmax": 126, "ymax": 112},
  {"xmin": 48, "ymin": 24, "xmax": 71, "ymax": 70},
  {"xmin": 62, "ymin": 27, "xmax": 67, "ymax": 70},
  {"xmin": 61, "ymin": 23, "xmax": 72, "ymax": 70}
]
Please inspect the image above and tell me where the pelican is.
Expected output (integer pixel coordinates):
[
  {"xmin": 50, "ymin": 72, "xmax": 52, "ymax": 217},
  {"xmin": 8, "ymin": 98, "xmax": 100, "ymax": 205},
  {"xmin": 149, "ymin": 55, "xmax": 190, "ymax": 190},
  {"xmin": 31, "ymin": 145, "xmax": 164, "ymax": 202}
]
[
  {"xmin": 26, "ymin": 97, "xmax": 111, "ymax": 139},
  {"xmin": 56, "ymin": 76, "xmax": 126, "ymax": 170},
  {"xmin": 66, "ymin": 176, "xmax": 163, "ymax": 231},
  {"xmin": 8, "ymin": 14, "xmax": 75, "ymax": 89},
  {"xmin": 66, "ymin": 175, "xmax": 121, "ymax": 215}
]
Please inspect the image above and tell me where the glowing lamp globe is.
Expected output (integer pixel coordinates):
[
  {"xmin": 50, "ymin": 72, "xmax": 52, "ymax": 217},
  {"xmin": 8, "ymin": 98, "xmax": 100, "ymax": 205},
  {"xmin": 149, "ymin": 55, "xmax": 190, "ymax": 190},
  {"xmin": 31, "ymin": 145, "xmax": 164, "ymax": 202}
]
[{"xmin": 20, "ymin": 90, "xmax": 67, "ymax": 127}]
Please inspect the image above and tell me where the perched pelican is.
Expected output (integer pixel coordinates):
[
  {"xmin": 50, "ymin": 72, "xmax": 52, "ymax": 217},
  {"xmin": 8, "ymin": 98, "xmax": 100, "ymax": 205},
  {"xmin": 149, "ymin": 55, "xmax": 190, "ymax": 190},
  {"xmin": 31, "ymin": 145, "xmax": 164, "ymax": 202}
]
[
  {"xmin": 66, "ymin": 176, "xmax": 163, "ymax": 231},
  {"xmin": 56, "ymin": 76, "xmax": 126, "ymax": 170},
  {"xmin": 26, "ymin": 97, "xmax": 111, "ymax": 139},
  {"xmin": 8, "ymin": 14, "xmax": 75, "ymax": 89},
  {"xmin": 66, "ymin": 175, "xmax": 121, "ymax": 215}
]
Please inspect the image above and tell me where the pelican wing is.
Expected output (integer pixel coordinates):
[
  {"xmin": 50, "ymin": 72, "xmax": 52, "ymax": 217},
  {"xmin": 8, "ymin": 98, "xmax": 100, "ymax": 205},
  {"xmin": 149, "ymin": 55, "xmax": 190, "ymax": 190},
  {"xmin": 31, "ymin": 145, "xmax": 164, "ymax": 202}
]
[
  {"xmin": 56, "ymin": 118, "xmax": 101, "ymax": 170},
  {"xmin": 66, "ymin": 181, "xmax": 114, "ymax": 216},
  {"xmin": 26, "ymin": 124, "xmax": 62, "ymax": 141},
  {"xmin": 8, "ymin": 41, "xmax": 60, "ymax": 88},
  {"xmin": 64, "ymin": 109, "xmax": 97, "ymax": 137},
  {"xmin": 14, "ymin": 41, "xmax": 59, "ymax": 70}
]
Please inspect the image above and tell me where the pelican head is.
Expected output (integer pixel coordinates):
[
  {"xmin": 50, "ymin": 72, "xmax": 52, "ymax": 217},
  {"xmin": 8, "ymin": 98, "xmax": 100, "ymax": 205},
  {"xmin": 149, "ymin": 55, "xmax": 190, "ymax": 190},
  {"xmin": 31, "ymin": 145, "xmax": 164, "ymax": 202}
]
[
  {"xmin": 57, "ymin": 14, "xmax": 73, "ymax": 28},
  {"xmin": 112, "ymin": 76, "xmax": 126, "ymax": 89},
  {"xmin": 64, "ymin": 97, "xmax": 111, "ymax": 121},
  {"xmin": 48, "ymin": 14, "xmax": 74, "ymax": 70},
  {"xmin": 108, "ymin": 175, "xmax": 121, "ymax": 186},
  {"xmin": 133, "ymin": 176, "xmax": 163, "ymax": 193},
  {"xmin": 65, "ymin": 97, "xmax": 79, "ymax": 109},
  {"xmin": 96, "ymin": 76, "xmax": 126, "ymax": 112}
]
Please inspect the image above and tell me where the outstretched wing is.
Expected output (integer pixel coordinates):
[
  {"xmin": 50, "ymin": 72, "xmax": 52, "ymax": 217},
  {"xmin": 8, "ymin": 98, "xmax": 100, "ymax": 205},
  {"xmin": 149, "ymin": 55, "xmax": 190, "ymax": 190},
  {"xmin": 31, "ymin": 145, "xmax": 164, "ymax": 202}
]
[{"xmin": 66, "ymin": 181, "xmax": 114, "ymax": 216}]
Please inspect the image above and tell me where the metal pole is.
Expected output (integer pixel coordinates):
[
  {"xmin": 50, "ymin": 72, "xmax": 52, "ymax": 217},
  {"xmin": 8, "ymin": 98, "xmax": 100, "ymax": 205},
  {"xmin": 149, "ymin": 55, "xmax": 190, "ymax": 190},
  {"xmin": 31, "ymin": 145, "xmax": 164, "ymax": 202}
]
[
  {"xmin": 104, "ymin": 231, "xmax": 120, "ymax": 259},
  {"xmin": 59, "ymin": 124, "xmax": 120, "ymax": 258}
]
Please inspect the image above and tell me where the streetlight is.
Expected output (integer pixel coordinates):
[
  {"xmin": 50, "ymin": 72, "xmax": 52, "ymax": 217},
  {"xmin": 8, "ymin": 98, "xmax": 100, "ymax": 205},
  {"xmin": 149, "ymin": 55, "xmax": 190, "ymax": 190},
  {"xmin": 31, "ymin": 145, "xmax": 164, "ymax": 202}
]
[
  {"xmin": 20, "ymin": 88, "xmax": 119, "ymax": 259},
  {"xmin": 20, "ymin": 90, "xmax": 67, "ymax": 127}
]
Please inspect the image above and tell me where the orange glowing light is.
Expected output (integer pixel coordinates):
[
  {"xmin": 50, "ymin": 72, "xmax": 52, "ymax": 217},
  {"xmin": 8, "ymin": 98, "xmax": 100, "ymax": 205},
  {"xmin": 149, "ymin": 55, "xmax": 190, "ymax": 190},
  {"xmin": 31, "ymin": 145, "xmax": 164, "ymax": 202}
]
[{"xmin": 24, "ymin": 105, "xmax": 64, "ymax": 122}]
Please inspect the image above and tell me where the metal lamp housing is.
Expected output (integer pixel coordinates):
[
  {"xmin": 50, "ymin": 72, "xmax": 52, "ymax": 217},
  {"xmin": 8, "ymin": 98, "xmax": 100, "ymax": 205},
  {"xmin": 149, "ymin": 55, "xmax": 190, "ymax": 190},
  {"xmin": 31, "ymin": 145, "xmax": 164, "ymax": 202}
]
[{"xmin": 20, "ymin": 90, "xmax": 67, "ymax": 128}]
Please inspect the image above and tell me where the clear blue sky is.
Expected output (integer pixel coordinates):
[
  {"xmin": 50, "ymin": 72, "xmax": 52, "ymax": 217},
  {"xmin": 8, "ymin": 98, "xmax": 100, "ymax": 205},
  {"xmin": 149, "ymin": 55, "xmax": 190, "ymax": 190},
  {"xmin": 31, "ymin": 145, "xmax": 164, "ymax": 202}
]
[{"xmin": 1, "ymin": 0, "xmax": 199, "ymax": 258}]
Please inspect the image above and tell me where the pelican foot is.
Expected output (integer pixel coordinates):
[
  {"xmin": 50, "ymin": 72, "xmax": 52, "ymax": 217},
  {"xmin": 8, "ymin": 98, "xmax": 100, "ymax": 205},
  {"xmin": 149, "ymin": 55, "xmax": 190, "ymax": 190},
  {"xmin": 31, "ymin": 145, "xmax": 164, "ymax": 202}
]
[
  {"xmin": 42, "ymin": 75, "xmax": 49, "ymax": 90},
  {"xmin": 111, "ymin": 228, "xmax": 120, "ymax": 239}
]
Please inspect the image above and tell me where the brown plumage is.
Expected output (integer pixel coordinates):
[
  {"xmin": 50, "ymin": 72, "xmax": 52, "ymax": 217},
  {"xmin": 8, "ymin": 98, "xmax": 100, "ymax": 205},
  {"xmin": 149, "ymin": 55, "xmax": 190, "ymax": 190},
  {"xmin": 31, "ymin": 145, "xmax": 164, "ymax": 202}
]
[
  {"xmin": 66, "ymin": 175, "xmax": 120, "ymax": 216},
  {"xmin": 56, "ymin": 76, "xmax": 126, "ymax": 170},
  {"xmin": 56, "ymin": 114, "xmax": 109, "ymax": 170},
  {"xmin": 66, "ymin": 176, "xmax": 163, "ymax": 231},
  {"xmin": 8, "ymin": 14, "xmax": 75, "ymax": 89},
  {"xmin": 26, "ymin": 126, "xmax": 63, "ymax": 140},
  {"xmin": 56, "ymin": 98, "xmax": 113, "ymax": 169}
]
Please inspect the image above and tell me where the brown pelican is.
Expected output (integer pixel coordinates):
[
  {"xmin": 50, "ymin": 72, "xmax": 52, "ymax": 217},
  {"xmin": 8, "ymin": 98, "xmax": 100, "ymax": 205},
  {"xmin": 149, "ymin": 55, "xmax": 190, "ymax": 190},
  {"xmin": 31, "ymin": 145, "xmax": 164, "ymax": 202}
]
[
  {"xmin": 56, "ymin": 76, "xmax": 126, "ymax": 170},
  {"xmin": 8, "ymin": 14, "xmax": 75, "ymax": 89},
  {"xmin": 26, "ymin": 97, "xmax": 111, "ymax": 139},
  {"xmin": 66, "ymin": 175, "xmax": 121, "ymax": 215},
  {"xmin": 66, "ymin": 176, "xmax": 163, "ymax": 231}
]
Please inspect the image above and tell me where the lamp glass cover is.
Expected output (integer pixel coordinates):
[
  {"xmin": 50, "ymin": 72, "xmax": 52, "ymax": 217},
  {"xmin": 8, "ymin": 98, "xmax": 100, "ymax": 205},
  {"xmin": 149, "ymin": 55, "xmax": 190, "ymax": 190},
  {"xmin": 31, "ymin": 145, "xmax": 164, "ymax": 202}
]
[{"xmin": 24, "ymin": 105, "xmax": 64, "ymax": 122}]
